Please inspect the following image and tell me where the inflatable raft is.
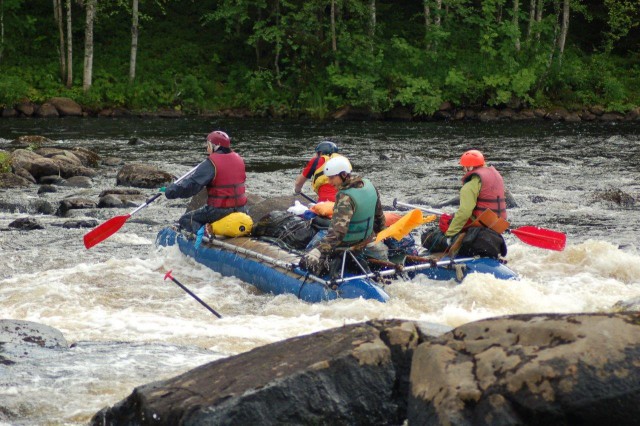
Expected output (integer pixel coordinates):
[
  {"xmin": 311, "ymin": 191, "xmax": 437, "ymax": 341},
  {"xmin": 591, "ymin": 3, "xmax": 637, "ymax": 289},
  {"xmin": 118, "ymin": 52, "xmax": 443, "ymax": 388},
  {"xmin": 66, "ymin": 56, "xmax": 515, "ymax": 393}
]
[{"xmin": 156, "ymin": 227, "xmax": 518, "ymax": 304}]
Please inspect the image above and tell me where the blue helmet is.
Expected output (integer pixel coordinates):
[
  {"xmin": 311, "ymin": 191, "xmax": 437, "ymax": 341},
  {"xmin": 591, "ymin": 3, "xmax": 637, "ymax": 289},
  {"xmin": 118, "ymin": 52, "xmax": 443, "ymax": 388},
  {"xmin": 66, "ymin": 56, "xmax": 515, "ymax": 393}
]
[{"xmin": 315, "ymin": 141, "xmax": 339, "ymax": 155}]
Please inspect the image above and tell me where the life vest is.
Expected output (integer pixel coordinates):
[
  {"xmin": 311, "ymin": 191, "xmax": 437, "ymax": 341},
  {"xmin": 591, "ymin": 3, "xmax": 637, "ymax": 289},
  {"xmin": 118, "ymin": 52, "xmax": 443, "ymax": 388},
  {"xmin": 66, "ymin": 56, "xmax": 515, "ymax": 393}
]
[
  {"xmin": 311, "ymin": 153, "xmax": 342, "ymax": 193},
  {"xmin": 339, "ymin": 178, "xmax": 377, "ymax": 244},
  {"xmin": 207, "ymin": 152, "xmax": 247, "ymax": 208},
  {"xmin": 462, "ymin": 166, "xmax": 507, "ymax": 220}
]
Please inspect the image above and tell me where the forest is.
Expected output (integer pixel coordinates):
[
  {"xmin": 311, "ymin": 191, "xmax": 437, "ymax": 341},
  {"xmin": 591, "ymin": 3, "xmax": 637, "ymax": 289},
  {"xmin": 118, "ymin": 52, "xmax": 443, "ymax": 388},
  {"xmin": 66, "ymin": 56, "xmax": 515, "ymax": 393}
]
[{"xmin": 0, "ymin": 0, "xmax": 638, "ymax": 118}]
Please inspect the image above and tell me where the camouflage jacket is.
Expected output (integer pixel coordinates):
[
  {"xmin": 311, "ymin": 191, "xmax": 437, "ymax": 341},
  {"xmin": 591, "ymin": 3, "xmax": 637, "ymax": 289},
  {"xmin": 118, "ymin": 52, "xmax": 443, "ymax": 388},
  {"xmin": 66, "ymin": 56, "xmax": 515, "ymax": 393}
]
[{"xmin": 316, "ymin": 175, "xmax": 386, "ymax": 255}]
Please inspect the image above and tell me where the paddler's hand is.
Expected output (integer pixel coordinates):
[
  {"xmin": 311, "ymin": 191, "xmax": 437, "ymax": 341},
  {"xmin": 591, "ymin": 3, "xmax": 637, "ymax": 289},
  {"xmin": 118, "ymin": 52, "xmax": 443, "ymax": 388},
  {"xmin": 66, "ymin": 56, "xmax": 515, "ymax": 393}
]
[
  {"xmin": 302, "ymin": 248, "xmax": 322, "ymax": 272},
  {"xmin": 158, "ymin": 186, "xmax": 166, "ymax": 193}
]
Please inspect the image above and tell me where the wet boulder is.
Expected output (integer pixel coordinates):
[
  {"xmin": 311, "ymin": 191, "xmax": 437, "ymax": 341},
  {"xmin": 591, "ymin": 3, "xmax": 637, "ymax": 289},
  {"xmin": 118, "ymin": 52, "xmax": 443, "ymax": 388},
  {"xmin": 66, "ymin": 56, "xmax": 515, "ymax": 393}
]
[
  {"xmin": 62, "ymin": 219, "xmax": 99, "ymax": 229},
  {"xmin": 116, "ymin": 163, "xmax": 174, "ymax": 189},
  {"xmin": 34, "ymin": 102, "xmax": 59, "ymax": 118},
  {"xmin": 8, "ymin": 217, "xmax": 45, "ymax": 230},
  {"xmin": 0, "ymin": 172, "xmax": 32, "ymax": 188},
  {"xmin": 98, "ymin": 193, "xmax": 145, "ymax": 208},
  {"xmin": 91, "ymin": 320, "xmax": 430, "ymax": 426},
  {"xmin": 9, "ymin": 135, "xmax": 52, "ymax": 150},
  {"xmin": 56, "ymin": 197, "xmax": 97, "ymax": 216},
  {"xmin": 48, "ymin": 97, "xmax": 83, "ymax": 116},
  {"xmin": 10, "ymin": 149, "xmax": 96, "ymax": 181},
  {"xmin": 62, "ymin": 176, "xmax": 93, "ymax": 188},
  {"xmin": 0, "ymin": 320, "xmax": 68, "ymax": 365},
  {"xmin": 37, "ymin": 184, "xmax": 58, "ymax": 194},
  {"xmin": 408, "ymin": 312, "xmax": 640, "ymax": 425}
]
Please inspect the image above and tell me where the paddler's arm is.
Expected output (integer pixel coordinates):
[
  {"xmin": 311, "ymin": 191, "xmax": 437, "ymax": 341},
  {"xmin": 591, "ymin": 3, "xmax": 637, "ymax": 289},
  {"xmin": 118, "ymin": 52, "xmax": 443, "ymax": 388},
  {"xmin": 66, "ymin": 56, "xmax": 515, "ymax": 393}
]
[
  {"xmin": 165, "ymin": 160, "xmax": 215, "ymax": 199},
  {"xmin": 445, "ymin": 176, "xmax": 481, "ymax": 237},
  {"xmin": 373, "ymin": 187, "xmax": 386, "ymax": 233},
  {"xmin": 316, "ymin": 192, "xmax": 354, "ymax": 255}
]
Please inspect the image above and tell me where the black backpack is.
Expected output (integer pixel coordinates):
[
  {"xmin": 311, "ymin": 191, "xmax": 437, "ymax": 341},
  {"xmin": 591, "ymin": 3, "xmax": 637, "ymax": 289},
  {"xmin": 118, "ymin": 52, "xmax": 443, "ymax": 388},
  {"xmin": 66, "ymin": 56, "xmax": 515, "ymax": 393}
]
[
  {"xmin": 457, "ymin": 227, "xmax": 507, "ymax": 258},
  {"xmin": 252, "ymin": 211, "xmax": 316, "ymax": 250}
]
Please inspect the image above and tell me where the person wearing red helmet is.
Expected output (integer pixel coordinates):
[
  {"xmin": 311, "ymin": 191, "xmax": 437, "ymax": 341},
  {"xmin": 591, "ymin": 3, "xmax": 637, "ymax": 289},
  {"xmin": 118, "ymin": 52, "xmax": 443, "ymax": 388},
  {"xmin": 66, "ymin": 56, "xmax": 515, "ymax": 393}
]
[
  {"xmin": 444, "ymin": 149, "xmax": 507, "ymax": 243},
  {"xmin": 164, "ymin": 130, "xmax": 247, "ymax": 234},
  {"xmin": 293, "ymin": 140, "xmax": 342, "ymax": 202}
]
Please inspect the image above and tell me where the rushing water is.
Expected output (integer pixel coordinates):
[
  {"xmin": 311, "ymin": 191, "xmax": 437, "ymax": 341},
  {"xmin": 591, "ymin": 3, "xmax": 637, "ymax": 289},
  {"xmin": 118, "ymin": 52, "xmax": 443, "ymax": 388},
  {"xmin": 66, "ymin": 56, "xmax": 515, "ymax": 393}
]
[{"xmin": 1, "ymin": 117, "xmax": 639, "ymax": 425}]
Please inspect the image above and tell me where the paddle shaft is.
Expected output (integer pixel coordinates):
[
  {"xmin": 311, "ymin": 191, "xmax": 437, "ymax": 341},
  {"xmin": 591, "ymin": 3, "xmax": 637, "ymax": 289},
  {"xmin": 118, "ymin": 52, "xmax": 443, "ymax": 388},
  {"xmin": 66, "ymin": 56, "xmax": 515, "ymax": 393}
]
[
  {"xmin": 83, "ymin": 164, "xmax": 199, "ymax": 249},
  {"xmin": 164, "ymin": 270, "xmax": 222, "ymax": 318},
  {"xmin": 297, "ymin": 192, "xmax": 316, "ymax": 204}
]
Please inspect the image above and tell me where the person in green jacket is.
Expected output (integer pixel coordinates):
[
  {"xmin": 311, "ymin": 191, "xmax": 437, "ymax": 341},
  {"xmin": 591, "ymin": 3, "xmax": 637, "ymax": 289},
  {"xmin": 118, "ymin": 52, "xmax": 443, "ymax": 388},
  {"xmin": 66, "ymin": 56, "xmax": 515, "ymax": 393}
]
[
  {"xmin": 302, "ymin": 156, "xmax": 386, "ymax": 273},
  {"xmin": 444, "ymin": 149, "xmax": 507, "ymax": 244}
]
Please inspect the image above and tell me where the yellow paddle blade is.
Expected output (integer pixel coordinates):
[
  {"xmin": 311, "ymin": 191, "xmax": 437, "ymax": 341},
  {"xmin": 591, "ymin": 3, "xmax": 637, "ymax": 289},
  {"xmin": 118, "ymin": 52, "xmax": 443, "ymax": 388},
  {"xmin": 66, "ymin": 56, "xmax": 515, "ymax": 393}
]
[{"xmin": 376, "ymin": 209, "xmax": 428, "ymax": 242}]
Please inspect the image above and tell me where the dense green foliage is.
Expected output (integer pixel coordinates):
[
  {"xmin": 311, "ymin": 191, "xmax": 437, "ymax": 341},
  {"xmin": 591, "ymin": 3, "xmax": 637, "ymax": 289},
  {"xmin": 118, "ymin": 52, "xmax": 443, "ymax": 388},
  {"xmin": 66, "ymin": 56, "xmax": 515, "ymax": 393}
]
[{"xmin": 0, "ymin": 0, "xmax": 638, "ymax": 117}]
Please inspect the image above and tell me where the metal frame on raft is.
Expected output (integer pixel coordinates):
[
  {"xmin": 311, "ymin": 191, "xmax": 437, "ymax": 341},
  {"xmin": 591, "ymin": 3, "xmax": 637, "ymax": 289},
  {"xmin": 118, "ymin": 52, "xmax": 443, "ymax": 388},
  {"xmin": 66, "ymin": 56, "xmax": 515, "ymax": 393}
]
[{"xmin": 205, "ymin": 236, "xmax": 475, "ymax": 287}]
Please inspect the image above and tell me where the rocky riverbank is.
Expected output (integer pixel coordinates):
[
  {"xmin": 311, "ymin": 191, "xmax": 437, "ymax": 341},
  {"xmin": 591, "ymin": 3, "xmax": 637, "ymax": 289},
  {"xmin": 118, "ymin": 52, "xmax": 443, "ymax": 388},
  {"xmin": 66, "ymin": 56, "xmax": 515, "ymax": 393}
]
[{"xmin": 2, "ymin": 97, "xmax": 639, "ymax": 122}]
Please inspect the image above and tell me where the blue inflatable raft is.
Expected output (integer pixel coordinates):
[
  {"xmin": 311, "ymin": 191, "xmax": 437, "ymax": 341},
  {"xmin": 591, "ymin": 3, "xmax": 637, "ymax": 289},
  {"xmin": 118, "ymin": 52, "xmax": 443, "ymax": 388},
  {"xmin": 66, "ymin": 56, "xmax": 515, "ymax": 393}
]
[{"xmin": 156, "ymin": 227, "xmax": 518, "ymax": 304}]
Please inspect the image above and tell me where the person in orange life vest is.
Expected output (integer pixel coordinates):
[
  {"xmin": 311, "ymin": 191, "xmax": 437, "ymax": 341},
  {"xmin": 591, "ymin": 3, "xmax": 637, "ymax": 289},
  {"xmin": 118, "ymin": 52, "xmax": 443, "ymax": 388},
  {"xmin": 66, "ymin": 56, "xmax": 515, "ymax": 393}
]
[
  {"xmin": 444, "ymin": 149, "xmax": 507, "ymax": 244},
  {"xmin": 164, "ymin": 130, "xmax": 247, "ymax": 234},
  {"xmin": 293, "ymin": 141, "xmax": 341, "ymax": 202}
]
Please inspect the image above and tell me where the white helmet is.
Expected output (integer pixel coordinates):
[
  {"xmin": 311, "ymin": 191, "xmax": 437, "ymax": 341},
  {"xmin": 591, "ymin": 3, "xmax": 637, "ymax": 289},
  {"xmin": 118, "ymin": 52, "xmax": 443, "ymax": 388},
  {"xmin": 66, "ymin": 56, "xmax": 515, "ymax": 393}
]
[{"xmin": 323, "ymin": 156, "xmax": 352, "ymax": 177}]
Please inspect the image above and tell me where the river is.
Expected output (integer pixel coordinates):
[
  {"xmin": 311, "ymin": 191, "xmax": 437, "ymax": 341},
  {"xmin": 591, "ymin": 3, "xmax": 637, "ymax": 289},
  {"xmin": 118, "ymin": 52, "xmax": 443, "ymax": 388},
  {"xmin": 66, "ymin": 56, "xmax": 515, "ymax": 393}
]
[{"xmin": 1, "ymin": 117, "xmax": 639, "ymax": 425}]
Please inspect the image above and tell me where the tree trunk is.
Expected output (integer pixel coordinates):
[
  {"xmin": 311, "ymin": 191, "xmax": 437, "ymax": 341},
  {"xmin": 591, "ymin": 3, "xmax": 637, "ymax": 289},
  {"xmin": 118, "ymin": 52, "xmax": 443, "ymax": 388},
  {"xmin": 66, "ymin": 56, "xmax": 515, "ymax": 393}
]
[
  {"xmin": 435, "ymin": 0, "xmax": 441, "ymax": 26},
  {"xmin": 0, "ymin": 0, "xmax": 4, "ymax": 63},
  {"xmin": 65, "ymin": 0, "xmax": 72, "ymax": 88},
  {"xmin": 83, "ymin": 0, "xmax": 96, "ymax": 92},
  {"xmin": 557, "ymin": 0, "xmax": 569, "ymax": 64},
  {"xmin": 331, "ymin": 0, "xmax": 338, "ymax": 67},
  {"xmin": 129, "ymin": 0, "xmax": 139, "ymax": 84},
  {"xmin": 424, "ymin": 0, "xmax": 431, "ymax": 29},
  {"xmin": 527, "ymin": 0, "xmax": 535, "ymax": 38},
  {"xmin": 53, "ymin": 0, "xmax": 66, "ymax": 81},
  {"xmin": 513, "ymin": 0, "xmax": 521, "ymax": 50},
  {"xmin": 535, "ymin": 0, "xmax": 544, "ymax": 40},
  {"xmin": 273, "ymin": 0, "xmax": 281, "ymax": 87},
  {"xmin": 369, "ymin": 0, "xmax": 376, "ymax": 38}
]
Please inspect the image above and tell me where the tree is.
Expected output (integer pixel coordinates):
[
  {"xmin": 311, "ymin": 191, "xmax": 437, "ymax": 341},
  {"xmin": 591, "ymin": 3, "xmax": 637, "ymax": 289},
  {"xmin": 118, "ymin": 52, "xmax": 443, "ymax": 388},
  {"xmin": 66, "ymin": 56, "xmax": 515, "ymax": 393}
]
[
  {"xmin": 83, "ymin": 0, "xmax": 96, "ymax": 92},
  {"xmin": 53, "ymin": 0, "xmax": 66, "ymax": 81},
  {"xmin": 129, "ymin": 0, "xmax": 138, "ymax": 83},
  {"xmin": 65, "ymin": 0, "xmax": 72, "ymax": 87}
]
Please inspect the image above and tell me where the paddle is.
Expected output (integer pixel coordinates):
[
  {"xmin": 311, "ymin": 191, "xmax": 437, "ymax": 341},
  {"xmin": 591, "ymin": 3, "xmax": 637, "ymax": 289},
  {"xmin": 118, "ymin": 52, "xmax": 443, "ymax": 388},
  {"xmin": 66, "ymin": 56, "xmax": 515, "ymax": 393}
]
[
  {"xmin": 375, "ymin": 209, "xmax": 436, "ymax": 242},
  {"xmin": 83, "ymin": 164, "xmax": 199, "ymax": 249},
  {"xmin": 296, "ymin": 192, "xmax": 316, "ymax": 204},
  {"xmin": 393, "ymin": 199, "xmax": 566, "ymax": 251},
  {"xmin": 164, "ymin": 270, "xmax": 222, "ymax": 318}
]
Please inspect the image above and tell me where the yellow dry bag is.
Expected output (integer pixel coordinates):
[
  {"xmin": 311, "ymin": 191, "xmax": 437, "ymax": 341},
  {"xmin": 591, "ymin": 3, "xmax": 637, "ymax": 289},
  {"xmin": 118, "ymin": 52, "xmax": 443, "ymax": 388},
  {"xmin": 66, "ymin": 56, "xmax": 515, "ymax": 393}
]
[{"xmin": 210, "ymin": 212, "xmax": 253, "ymax": 238}]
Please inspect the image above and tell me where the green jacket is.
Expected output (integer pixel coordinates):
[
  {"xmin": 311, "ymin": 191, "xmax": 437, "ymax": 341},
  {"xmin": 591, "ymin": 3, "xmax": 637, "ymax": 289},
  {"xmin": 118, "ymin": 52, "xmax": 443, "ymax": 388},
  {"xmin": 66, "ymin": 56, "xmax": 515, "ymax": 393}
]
[{"xmin": 445, "ymin": 175, "xmax": 481, "ymax": 237}]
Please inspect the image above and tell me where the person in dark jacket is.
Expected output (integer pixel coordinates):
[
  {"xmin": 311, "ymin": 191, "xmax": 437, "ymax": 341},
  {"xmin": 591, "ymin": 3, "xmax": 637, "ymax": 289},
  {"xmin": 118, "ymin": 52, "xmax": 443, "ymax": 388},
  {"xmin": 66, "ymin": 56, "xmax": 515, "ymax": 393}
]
[{"xmin": 164, "ymin": 130, "xmax": 247, "ymax": 234}]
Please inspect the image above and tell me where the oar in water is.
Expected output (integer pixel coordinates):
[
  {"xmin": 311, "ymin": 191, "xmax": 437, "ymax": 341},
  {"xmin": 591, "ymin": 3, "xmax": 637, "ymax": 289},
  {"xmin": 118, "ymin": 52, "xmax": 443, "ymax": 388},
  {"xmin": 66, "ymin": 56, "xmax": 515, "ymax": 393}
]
[
  {"xmin": 163, "ymin": 270, "xmax": 222, "ymax": 318},
  {"xmin": 393, "ymin": 199, "xmax": 566, "ymax": 251},
  {"xmin": 83, "ymin": 165, "xmax": 199, "ymax": 249}
]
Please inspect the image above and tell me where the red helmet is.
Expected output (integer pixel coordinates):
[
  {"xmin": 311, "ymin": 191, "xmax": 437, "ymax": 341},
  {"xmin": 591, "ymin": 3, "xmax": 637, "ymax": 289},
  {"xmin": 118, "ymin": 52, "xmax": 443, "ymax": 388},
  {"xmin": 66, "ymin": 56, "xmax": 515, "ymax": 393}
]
[
  {"xmin": 207, "ymin": 131, "xmax": 230, "ymax": 148},
  {"xmin": 459, "ymin": 149, "xmax": 485, "ymax": 167}
]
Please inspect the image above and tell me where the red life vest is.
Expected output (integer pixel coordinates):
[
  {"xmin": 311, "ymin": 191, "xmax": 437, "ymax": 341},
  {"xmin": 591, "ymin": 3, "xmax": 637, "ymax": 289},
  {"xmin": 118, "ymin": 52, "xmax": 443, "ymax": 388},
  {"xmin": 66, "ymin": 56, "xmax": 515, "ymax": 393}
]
[
  {"xmin": 462, "ymin": 166, "xmax": 507, "ymax": 220},
  {"xmin": 206, "ymin": 152, "xmax": 247, "ymax": 208}
]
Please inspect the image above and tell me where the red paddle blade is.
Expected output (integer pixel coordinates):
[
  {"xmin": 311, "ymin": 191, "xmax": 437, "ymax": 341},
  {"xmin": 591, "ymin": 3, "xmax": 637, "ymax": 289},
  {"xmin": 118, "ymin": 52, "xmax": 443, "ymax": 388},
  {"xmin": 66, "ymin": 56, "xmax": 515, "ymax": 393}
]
[
  {"xmin": 510, "ymin": 226, "xmax": 566, "ymax": 251},
  {"xmin": 83, "ymin": 214, "xmax": 131, "ymax": 249}
]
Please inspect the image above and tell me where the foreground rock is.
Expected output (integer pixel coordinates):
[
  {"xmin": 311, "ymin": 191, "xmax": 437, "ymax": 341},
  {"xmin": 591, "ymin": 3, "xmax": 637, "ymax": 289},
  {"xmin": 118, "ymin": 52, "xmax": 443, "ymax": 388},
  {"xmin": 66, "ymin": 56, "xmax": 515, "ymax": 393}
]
[
  {"xmin": 408, "ymin": 312, "xmax": 640, "ymax": 425},
  {"xmin": 90, "ymin": 313, "xmax": 640, "ymax": 425},
  {"xmin": 91, "ymin": 320, "xmax": 435, "ymax": 425}
]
